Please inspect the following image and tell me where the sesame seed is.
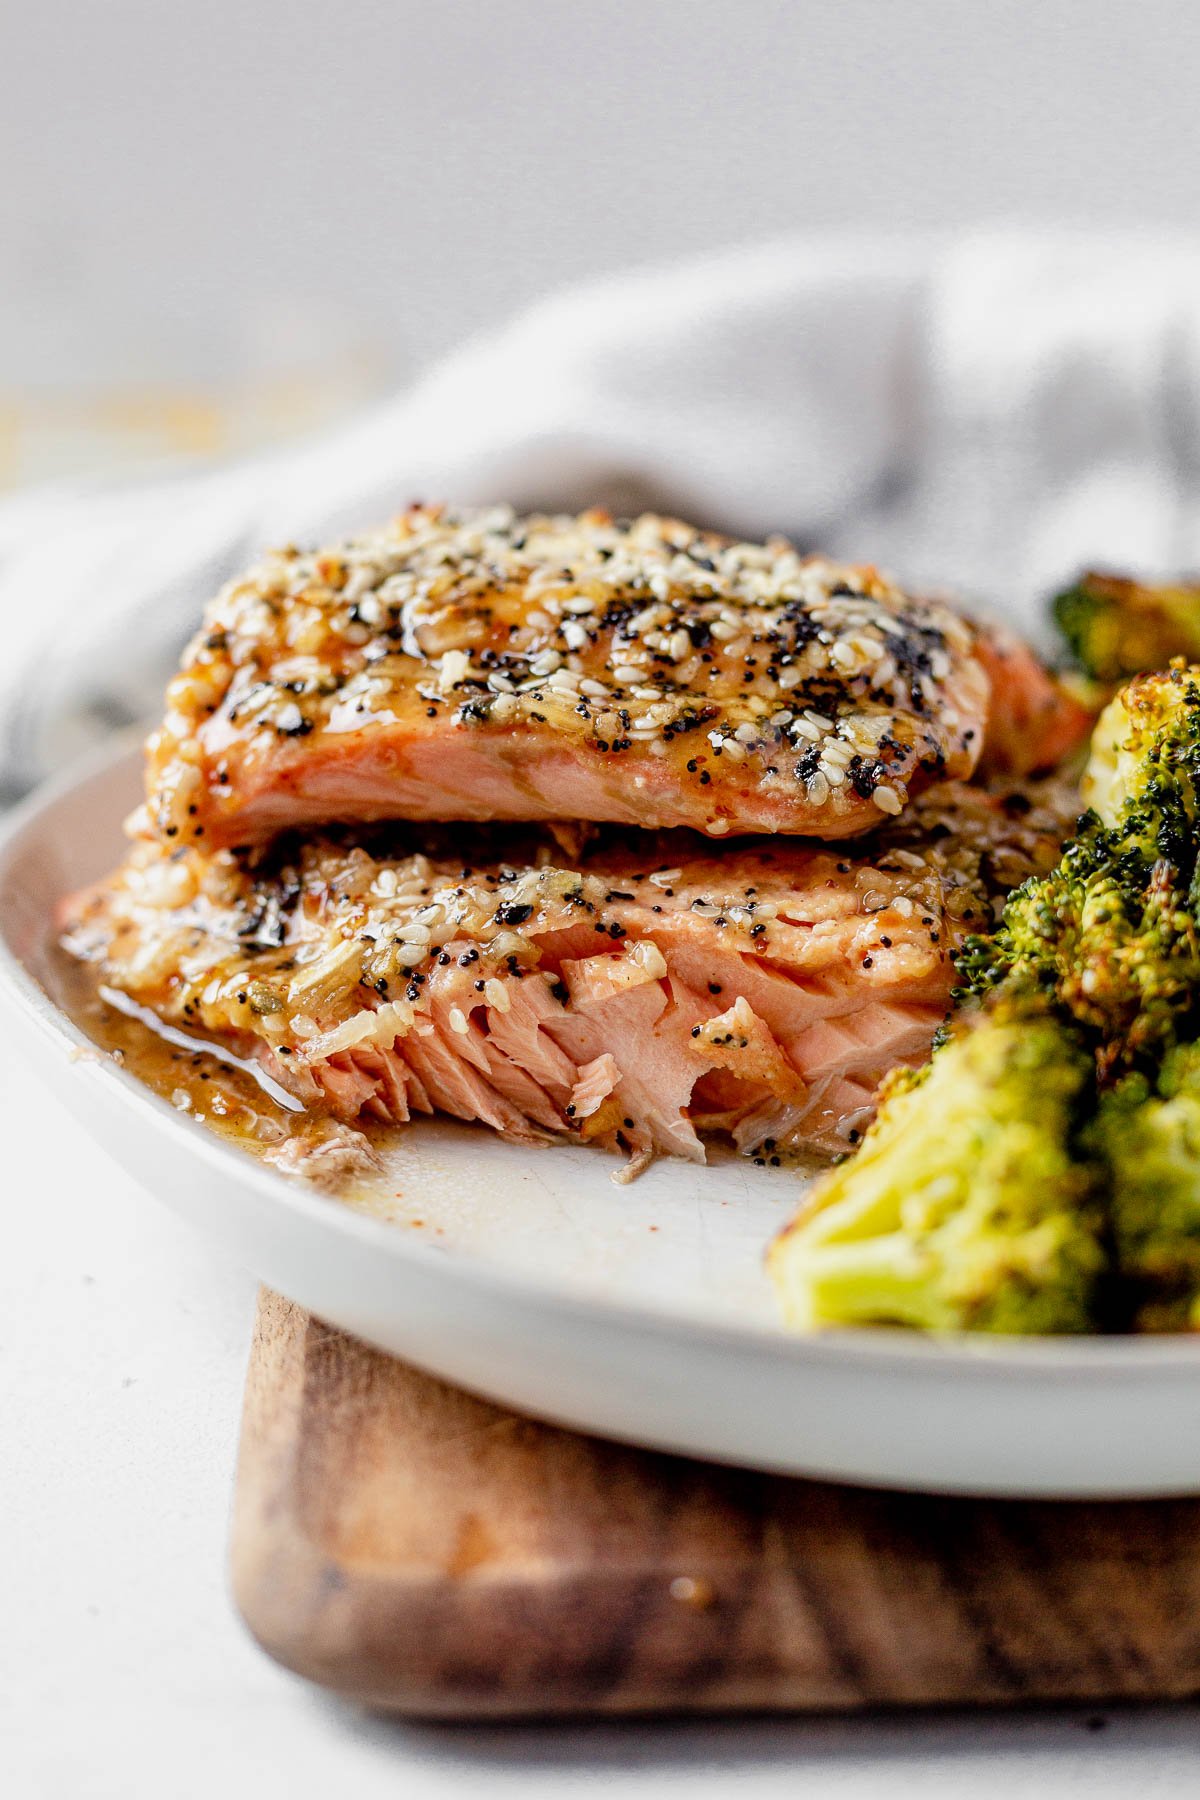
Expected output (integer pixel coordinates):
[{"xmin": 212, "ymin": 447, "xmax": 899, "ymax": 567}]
[
  {"xmin": 448, "ymin": 1006, "xmax": 469, "ymax": 1034},
  {"xmin": 437, "ymin": 648, "xmax": 470, "ymax": 693},
  {"xmin": 872, "ymin": 785, "xmax": 904, "ymax": 815}
]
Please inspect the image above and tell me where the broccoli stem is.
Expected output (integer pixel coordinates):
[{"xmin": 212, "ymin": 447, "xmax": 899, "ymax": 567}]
[{"xmin": 778, "ymin": 1236, "xmax": 963, "ymax": 1333}]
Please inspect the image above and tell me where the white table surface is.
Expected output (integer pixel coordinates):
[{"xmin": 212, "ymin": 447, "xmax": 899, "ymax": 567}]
[{"xmin": 6, "ymin": 1029, "xmax": 1200, "ymax": 1799}]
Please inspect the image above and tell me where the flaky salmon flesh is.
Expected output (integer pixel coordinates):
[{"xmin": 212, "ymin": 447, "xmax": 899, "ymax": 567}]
[
  {"xmin": 138, "ymin": 506, "xmax": 1083, "ymax": 851},
  {"xmin": 61, "ymin": 782, "xmax": 1074, "ymax": 1172}
]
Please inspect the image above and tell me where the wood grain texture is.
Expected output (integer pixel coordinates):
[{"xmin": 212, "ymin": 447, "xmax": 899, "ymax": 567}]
[{"xmin": 232, "ymin": 1289, "xmax": 1200, "ymax": 1717}]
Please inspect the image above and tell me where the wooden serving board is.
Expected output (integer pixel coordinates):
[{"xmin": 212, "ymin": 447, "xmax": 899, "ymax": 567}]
[{"xmin": 232, "ymin": 1290, "xmax": 1200, "ymax": 1717}]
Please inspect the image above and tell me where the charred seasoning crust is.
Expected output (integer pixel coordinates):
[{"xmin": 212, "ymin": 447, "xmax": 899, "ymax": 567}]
[{"xmin": 143, "ymin": 505, "xmax": 984, "ymax": 843}]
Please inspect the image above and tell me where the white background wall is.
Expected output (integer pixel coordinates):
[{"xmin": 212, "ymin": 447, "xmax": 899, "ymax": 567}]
[{"xmin": 6, "ymin": 0, "xmax": 1200, "ymax": 396}]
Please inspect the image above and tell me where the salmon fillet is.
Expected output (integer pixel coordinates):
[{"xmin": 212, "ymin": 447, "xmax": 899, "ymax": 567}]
[
  {"xmin": 140, "ymin": 506, "xmax": 996, "ymax": 850},
  {"xmin": 973, "ymin": 622, "xmax": 1094, "ymax": 777},
  {"xmin": 61, "ymin": 782, "xmax": 1073, "ymax": 1170}
]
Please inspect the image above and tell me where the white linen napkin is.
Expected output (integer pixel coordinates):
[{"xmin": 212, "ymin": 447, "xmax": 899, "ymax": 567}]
[{"xmin": 5, "ymin": 227, "xmax": 1200, "ymax": 800}]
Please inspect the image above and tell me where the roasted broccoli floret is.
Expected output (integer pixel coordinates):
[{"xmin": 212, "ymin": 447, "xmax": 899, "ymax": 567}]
[
  {"xmin": 768, "ymin": 1000, "xmax": 1106, "ymax": 1334},
  {"xmin": 1087, "ymin": 1043, "xmax": 1200, "ymax": 1331},
  {"xmin": 771, "ymin": 663, "xmax": 1200, "ymax": 1338},
  {"xmin": 961, "ymin": 665, "xmax": 1200, "ymax": 1074},
  {"xmin": 1053, "ymin": 572, "xmax": 1200, "ymax": 685},
  {"xmin": 962, "ymin": 830, "xmax": 1200, "ymax": 1074},
  {"xmin": 1081, "ymin": 662, "xmax": 1200, "ymax": 858}
]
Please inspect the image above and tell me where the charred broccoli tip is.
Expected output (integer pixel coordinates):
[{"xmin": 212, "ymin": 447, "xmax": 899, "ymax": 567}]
[{"xmin": 1053, "ymin": 572, "xmax": 1200, "ymax": 685}]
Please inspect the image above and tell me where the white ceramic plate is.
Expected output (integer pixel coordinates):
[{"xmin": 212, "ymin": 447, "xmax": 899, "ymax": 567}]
[{"xmin": 4, "ymin": 742, "xmax": 1200, "ymax": 1498}]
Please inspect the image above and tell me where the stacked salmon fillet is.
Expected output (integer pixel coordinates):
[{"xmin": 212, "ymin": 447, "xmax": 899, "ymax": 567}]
[{"xmin": 60, "ymin": 505, "xmax": 1089, "ymax": 1174}]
